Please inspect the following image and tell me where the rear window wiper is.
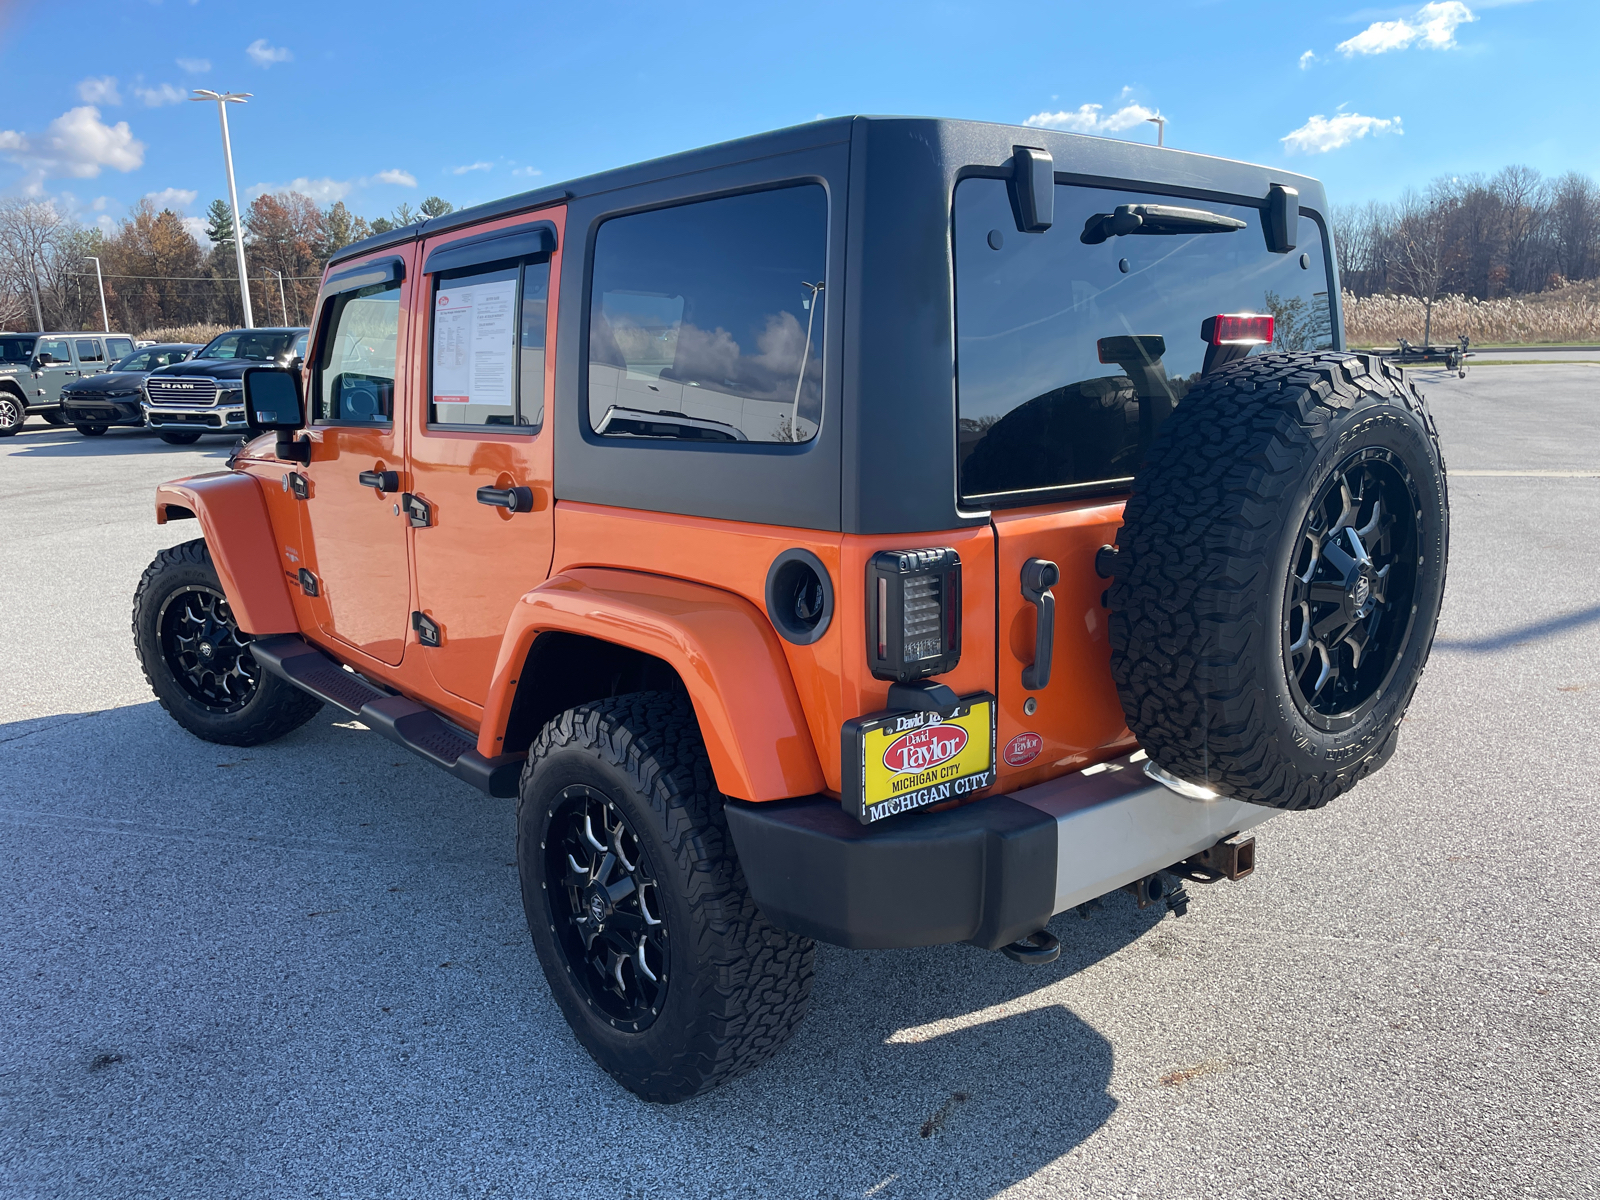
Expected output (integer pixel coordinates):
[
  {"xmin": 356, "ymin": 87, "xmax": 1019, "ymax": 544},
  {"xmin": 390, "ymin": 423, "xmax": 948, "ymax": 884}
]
[{"xmin": 1081, "ymin": 204, "xmax": 1247, "ymax": 245}]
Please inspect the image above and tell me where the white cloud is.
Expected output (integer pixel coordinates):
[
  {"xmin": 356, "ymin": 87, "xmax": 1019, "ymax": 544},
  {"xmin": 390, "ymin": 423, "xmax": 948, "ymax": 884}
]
[
  {"xmin": 177, "ymin": 57, "xmax": 211, "ymax": 73},
  {"xmin": 181, "ymin": 215, "xmax": 211, "ymax": 245},
  {"xmin": 78, "ymin": 76, "xmax": 122, "ymax": 105},
  {"xmin": 146, "ymin": 187, "xmax": 199, "ymax": 211},
  {"xmin": 246, "ymin": 38, "xmax": 293, "ymax": 67},
  {"xmin": 375, "ymin": 168, "xmax": 416, "ymax": 187},
  {"xmin": 511, "ymin": 166, "xmax": 541, "ymax": 178},
  {"xmin": 1338, "ymin": 2, "xmax": 1476, "ymax": 55},
  {"xmin": 0, "ymin": 106, "xmax": 145, "ymax": 185},
  {"xmin": 1299, "ymin": 50, "xmax": 1317, "ymax": 69},
  {"xmin": 451, "ymin": 161, "xmax": 493, "ymax": 175},
  {"xmin": 1282, "ymin": 112, "xmax": 1403, "ymax": 153},
  {"xmin": 1024, "ymin": 101, "xmax": 1159, "ymax": 135},
  {"xmin": 91, "ymin": 196, "xmax": 109, "ymax": 212},
  {"xmin": 134, "ymin": 83, "xmax": 188, "ymax": 107},
  {"xmin": 246, "ymin": 175, "xmax": 351, "ymax": 203},
  {"xmin": 95, "ymin": 213, "xmax": 116, "ymax": 235}
]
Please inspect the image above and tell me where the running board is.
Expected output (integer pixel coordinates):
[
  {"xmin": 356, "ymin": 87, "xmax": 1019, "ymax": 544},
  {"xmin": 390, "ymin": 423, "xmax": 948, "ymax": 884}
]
[{"xmin": 248, "ymin": 635, "xmax": 525, "ymax": 798}]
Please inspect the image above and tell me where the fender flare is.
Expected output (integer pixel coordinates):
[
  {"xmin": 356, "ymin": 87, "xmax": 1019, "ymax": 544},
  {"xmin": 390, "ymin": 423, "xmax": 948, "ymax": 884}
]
[
  {"xmin": 155, "ymin": 472, "xmax": 299, "ymax": 636},
  {"xmin": 482, "ymin": 568, "xmax": 826, "ymax": 803}
]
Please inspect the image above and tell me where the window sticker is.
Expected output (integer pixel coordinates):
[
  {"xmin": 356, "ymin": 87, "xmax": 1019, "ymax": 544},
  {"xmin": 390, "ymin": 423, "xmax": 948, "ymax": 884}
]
[{"xmin": 433, "ymin": 276, "xmax": 517, "ymax": 423}]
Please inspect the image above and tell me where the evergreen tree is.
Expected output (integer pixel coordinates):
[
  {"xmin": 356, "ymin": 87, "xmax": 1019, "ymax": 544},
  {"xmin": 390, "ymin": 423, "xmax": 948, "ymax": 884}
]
[
  {"xmin": 419, "ymin": 195, "xmax": 454, "ymax": 218},
  {"xmin": 204, "ymin": 198, "xmax": 235, "ymax": 245}
]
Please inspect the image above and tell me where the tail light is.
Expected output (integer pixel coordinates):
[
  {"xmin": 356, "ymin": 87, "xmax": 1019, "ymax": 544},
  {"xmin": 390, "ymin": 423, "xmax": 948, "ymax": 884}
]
[
  {"xmin": 1201, "ymin": 313, "xmax": 1275, "ymax": 375},
  {"xmin": 1202, "ymin": 313, "xmax": 1274, "ymax": 346},
  {"xmin": 867, "ymin": 548, "xmax": 962, "ymax": 683}
]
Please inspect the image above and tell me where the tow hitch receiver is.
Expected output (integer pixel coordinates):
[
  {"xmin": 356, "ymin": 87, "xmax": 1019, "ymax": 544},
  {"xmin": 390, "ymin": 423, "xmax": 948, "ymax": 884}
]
[{"xmin": 1183, "ymin": 834, "xmax": 1256, "ymax": 882}]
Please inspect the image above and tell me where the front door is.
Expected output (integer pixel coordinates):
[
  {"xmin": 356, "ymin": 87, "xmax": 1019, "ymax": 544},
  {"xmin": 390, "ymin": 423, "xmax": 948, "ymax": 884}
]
[
  {"xmin": 32, "ymin": 337, "xmax": 77, "ymax": 406},
  {"xmin": 405, "ymin": 213, "xmax": 562, "ymax": 707},
  {"xmin": 296, "ymin": 250, "xmax": 415, "ymax": 666}
]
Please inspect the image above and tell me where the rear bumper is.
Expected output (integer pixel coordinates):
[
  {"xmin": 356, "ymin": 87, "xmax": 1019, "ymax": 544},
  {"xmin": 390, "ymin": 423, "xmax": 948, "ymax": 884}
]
[{"xmin": 725, "ymin": 752, "xmax": 1279, "ymax": 950}]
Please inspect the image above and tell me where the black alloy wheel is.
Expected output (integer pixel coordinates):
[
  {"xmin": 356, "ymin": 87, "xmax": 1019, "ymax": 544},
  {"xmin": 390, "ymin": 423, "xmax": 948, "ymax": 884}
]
[
  {"xmin": 1284, "ymin": 447, "xmax": 1420, "ymax": 729},
  {"xmin": 543, "ymin": 784, "xmax": 669, "ymax": 1031},
  {"xmin": 156, "ymin": 585, "xmax": 259, "ymax": 713}
]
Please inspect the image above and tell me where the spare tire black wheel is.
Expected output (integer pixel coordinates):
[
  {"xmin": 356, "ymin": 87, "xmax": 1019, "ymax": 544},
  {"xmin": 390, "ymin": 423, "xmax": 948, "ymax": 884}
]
[{"xmin": 1108, "ymin": 351, "xmax": 1448, "ymax": 811}]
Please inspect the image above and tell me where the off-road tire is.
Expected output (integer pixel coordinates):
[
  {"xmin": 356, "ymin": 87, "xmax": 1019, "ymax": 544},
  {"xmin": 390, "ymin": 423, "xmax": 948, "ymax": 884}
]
[
  {"xmin": 518, "ymin": 691, "xmax": 815, "ymax": 1103},
  {"xmin": 160, "ymin": 430, "xmax": 203, "ymax": 445},
  {"xmin": 133, "ymin": 539, "xmax": 323, "ymax": 745},
  {"xmin": 76, "ymin": 423, "xmax": 108, "ymax": 437},
  {"xmin": 0, "ymin": 391, "xmax": 24, "ymax": 436},
  {"xmin": 1108, "ymin": 351, "xmax": 1448, "ymax": 810}
]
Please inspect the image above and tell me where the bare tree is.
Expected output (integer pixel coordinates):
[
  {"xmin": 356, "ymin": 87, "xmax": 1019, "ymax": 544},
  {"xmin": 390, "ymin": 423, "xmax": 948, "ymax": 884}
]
[
  {"xmin": 1388, "ymin": 188, "xmax": 1461, "ymax": 345},
  {"xmin": 0, "ymin": 198, "xmax": 66, "ymax": 330}
]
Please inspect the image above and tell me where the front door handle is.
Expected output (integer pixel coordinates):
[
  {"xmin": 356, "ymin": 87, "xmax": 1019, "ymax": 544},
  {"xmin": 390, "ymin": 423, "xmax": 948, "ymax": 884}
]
[
  {"xmin": 1020, "ymin": 558, "xmax": 1059, "ymax": 691},
  {"xmin": 476, "ymin": 485, "xmax": 536, "ymax": 513},
  {"xmin": 359, "ymin": 469, "xmax": 400, "ymax": 492}
]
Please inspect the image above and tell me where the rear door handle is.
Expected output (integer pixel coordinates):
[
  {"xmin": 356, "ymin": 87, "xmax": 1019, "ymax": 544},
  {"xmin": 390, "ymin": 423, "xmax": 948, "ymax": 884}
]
[
  {"xmin": 476, "ymin": 485, "xmax": 536, "ymax": 513},
  {"xmin": 1020, "ymin": 558, "xmax": 1059, "ymax": 691},
  {"xmin": 359, "ymin": 469, "xmax": 400, "ymax": 492}
]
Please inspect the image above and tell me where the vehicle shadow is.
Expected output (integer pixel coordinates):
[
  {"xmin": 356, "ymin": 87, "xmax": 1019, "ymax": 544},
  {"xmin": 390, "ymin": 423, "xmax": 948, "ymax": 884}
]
[
  {"xmin": 4, "ymin": 423, "xmax": 236, "ymax": 459},
  {"xmin": 0, "ymin": 701, "xmax": 1151, "ymax": 1200}
]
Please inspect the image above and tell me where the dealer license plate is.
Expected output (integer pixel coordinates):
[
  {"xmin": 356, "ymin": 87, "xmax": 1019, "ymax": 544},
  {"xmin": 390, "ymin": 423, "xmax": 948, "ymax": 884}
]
[{"xmin": 841, "ymin": 693, "xmax": 996, "ymax": 824}]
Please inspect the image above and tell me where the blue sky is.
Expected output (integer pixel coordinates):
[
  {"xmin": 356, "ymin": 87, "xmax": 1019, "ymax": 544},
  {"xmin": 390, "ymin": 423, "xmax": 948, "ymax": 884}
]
[{"xmin": 2, "ymin": 0, "xmax": 1593, "ymax": 242}]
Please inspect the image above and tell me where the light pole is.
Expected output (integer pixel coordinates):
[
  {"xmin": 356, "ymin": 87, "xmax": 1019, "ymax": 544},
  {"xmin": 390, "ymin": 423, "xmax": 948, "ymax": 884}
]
[
  {"xmin": 83, "ymin": 256, "xmax": 109, "ymax": 332},
  {"xmin": 191, "ymin": 89, "xmax": 254, "ymax": 328},
  {"xmin": 269, "ymin": 269, "xmax": 289, "ymax": 324},
  {"xmin": 1146, "ymin": 114, "xmax": 1167, "ymax": 148}
]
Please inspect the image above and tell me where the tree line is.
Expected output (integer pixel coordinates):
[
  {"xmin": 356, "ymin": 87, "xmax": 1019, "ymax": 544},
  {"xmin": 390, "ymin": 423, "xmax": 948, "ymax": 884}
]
[
  {"xmin": 1332, "ymin": 166, "xmax": 1600, "ymax": 344},
  {"xmin": 0, "ymin": 192, "xmax": 454, "ymax": 335}
]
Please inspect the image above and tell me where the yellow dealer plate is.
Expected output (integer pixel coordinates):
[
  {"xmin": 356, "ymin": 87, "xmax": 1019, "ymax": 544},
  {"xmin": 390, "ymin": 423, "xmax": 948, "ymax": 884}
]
[{"xmin": 842, "ymin": 694, "xmax": 996, "ymax": 824}]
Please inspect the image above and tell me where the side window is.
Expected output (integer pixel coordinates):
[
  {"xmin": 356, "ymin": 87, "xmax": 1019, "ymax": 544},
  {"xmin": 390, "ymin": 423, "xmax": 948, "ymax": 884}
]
[
  {"xmin": 39, "ymin": 338, "xmax": 71, "ymax": 364},
  {"xmin": 587, "ymin": 186, "xmax": 827, "ymax": 445},
  {"xmin": 106, "ymin": 337, "xmax": 134, "ymax": 360},
  {"xmin": 76, "ymin": 339, "xmax": 104, "ymax": 363},
  {"xmin": 429, "ymin": 259, "xmax": 549, "ymax": 429},
  {"xmin": 119, "ymin": 352, "xmax": 153, "ymax": 372},
  {"xmin": 314, "ymin": 281, "xmax": 401, "ymax": 423}
]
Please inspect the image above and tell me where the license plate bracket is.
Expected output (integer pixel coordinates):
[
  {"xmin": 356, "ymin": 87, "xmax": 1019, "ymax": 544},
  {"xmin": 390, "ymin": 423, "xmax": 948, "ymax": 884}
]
[{"xmin": 841, "ymin": 692, "xmax": 997, "ymax": 824}]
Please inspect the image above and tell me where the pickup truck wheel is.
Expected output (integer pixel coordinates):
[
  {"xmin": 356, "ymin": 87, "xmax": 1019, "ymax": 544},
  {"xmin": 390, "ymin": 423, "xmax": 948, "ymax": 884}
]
[
  {"xmin": 132, "ymin": 539, "xmax": 324, "ymax": 746},
  {"xmin": 160, "ymin": 430, "xmax": 203, "ymax": 445},
  {"xmin": 0, "ymin": 392, "xmax": 24, "ymax": 436},
  {"xmin": 517, "ymin": 691, "xmax": 815, "ymax": 1103},
  {"xmin": 1108, "ymin": 352, "xmax": 1448, "ymax": 810},
  {"xmin": 76, "ymin": 423, "xmax": 109, "ymax": 437}
]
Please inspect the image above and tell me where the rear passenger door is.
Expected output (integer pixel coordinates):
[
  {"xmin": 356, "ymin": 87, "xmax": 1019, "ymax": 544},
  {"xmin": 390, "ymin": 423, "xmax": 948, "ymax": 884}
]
[
  {"xmin": 297, "ymin": 251, "xmax": 414, "ymax": 666},
  {"xmin": 33, "ymin": 337, "xmax": 76, "ymax": 405},
  {"xmin": 406, "ymin": 212, "xmax": 562, "ymax": 706},
  {"xmin": 74, "ymin": 338, "xmax": 107, "ymax": 376}
]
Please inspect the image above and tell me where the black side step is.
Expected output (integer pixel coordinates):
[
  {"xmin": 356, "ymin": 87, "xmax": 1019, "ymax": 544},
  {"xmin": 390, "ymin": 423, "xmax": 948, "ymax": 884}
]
[{"xmin": 249, "ymin": 635, "xmax": 525, "ymax": 798}]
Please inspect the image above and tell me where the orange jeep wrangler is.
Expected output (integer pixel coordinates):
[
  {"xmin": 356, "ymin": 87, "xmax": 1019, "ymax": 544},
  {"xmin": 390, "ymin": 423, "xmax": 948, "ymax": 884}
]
[{"xmin": 133, "ymin": 117, "xmax": 1448, "ymax": 1103}]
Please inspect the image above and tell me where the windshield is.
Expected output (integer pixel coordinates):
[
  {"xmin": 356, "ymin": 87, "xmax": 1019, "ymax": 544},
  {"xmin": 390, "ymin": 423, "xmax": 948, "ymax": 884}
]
[
  {"xmin": 954, "ymin": 180, "xmax": 1335, "ymax": 505},
  {"xmin": 0, "ymin": 337, "xmax": 37, "ymax": 363},
  {"xmin": 197, "ymin": 330, "xmax": 299, "ymax": 361},
  {"xmin": 114, "ymin": 348, "xmax": 189, "ymax": 372}
]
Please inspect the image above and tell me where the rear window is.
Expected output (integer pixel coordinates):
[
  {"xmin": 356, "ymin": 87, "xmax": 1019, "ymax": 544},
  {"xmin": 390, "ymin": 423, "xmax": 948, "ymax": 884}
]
[
  {"xmin": 955, "ymin": 180, "xmax": 1334, "ymax": 506},
  {"xmin": 587, "ymin": 185, "xmax": 827, "ymax": 445},
  {"xmin": 106, "ymin": 337, "xmax": 135, "ymax": 360}
]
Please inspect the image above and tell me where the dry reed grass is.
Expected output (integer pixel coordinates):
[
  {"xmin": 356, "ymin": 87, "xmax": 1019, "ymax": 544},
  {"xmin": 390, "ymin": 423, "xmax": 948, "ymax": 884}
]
[
  {"xmin": 1343, "ymin": 282, "xmax": 1600, "ymax": 347},
  {"xmin": 137, "ymin": 323, "xmax": 230, "ymax": 345}
]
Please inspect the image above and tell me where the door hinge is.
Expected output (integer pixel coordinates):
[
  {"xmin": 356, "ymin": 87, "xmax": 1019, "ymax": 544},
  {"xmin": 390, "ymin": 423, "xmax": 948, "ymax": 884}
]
[
  {"xmin": 285, "ymin": 471, "xmax": 309, "ymax": 500},
  {"xmin": 411, "ymin": 610, "xmax": 441, "ymax": 647},
  {"xmin": 297, "ymin": 567, "xmax": 319, "ymax": 597},
  {"xmin": 401, "ymin": 492, "xmax": 433, "ymax": 528}
]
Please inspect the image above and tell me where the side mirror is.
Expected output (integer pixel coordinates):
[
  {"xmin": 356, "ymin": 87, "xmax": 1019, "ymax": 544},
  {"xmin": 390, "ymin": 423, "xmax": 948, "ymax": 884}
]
[{"xmin": 242, "ymin": 365, "xmax": 310, "ymax": 463}]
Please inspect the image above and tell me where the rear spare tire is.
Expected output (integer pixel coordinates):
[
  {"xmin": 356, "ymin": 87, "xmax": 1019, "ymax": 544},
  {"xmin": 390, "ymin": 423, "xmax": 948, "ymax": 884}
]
[{"xmin": 1108, "ymin": 351, "xmax": 1448, "ymax": 810}]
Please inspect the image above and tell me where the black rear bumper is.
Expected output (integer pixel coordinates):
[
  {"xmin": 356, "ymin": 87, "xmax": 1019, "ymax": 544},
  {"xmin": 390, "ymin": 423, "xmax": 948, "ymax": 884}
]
[{"xmin": 724, "ymin": 794, "xmax": 1057, "ymax": 951}]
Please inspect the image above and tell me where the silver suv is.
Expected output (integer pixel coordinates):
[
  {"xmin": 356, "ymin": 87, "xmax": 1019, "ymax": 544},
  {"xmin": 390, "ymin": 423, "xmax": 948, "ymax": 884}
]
[{"xmin": 142, "ymin": 326, "xmax": 308, "ymax": 444}]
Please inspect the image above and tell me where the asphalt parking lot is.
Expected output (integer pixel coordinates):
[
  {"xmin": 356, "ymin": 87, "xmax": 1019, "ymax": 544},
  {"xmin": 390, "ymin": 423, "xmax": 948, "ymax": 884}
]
[{"xmin": 2, "ymin": 365, "xmax": 1597, "ymax": 1200}]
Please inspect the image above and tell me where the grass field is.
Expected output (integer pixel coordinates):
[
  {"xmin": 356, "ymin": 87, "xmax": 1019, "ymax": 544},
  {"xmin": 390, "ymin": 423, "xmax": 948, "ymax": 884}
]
[{"xmin": 1343, "ymin": 282, "xmax": 1600, "ymax": 347}]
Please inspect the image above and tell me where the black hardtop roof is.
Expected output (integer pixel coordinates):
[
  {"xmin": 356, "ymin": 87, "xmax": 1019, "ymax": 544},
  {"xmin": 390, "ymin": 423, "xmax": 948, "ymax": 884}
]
[{"xmin": 325, "ymin": 115, "xmax": 1327, "ymax": 270}]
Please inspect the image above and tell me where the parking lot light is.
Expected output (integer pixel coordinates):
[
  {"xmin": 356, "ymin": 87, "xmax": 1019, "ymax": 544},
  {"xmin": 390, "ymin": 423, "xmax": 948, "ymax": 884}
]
[{"xmin": 191, "ymin": 89, "xmax": 255, "ymax": 329}]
